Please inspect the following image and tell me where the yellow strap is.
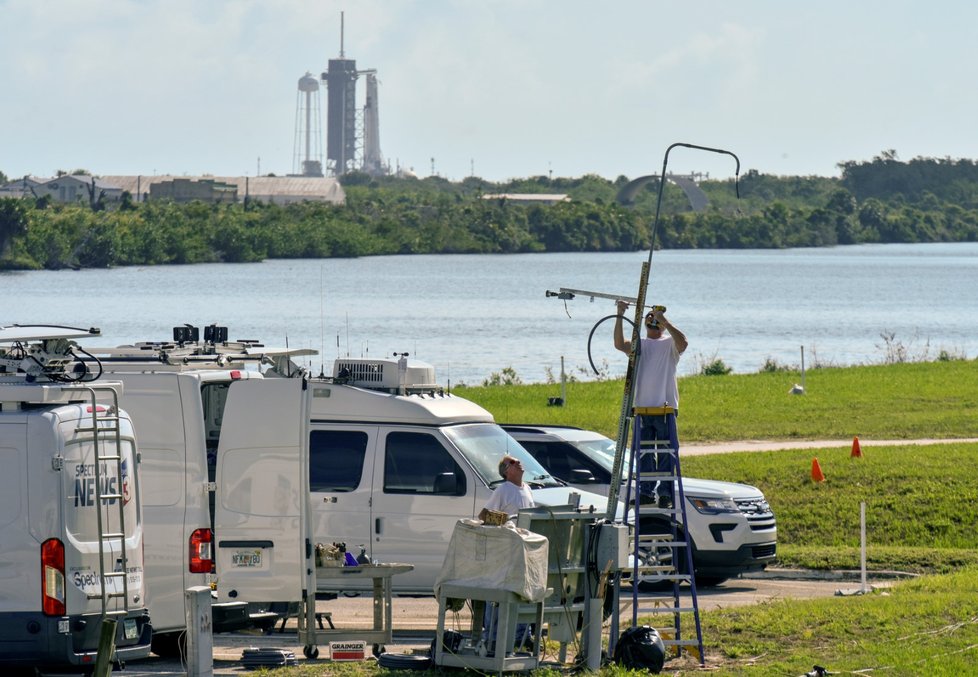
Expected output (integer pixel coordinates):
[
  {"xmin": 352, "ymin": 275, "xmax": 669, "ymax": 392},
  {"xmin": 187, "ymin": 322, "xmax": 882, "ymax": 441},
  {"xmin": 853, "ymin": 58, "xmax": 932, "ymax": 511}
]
[{"xmin": 633, "ymin": 406, "xmax": 675, "ymax": 415}]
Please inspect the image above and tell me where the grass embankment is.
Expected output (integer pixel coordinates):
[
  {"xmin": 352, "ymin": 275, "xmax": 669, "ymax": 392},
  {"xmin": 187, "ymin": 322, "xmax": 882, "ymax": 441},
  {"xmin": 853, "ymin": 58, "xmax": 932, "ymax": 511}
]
[
  {"xmin": 265, "ymin": 362, "xmax": 978, "ymax": 675},
  {"xmin": 455, "ymin": 360, "xmax": 978, "ymax": 442}
]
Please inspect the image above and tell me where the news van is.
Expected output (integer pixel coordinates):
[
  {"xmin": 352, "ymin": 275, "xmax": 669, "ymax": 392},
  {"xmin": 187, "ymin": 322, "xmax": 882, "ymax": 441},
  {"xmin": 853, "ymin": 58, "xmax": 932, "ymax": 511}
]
[
  {"xmin": 0, "ymin": 326, "xmax": 152, "ymax": 669},
  {"xmin": 83, "ymin": 326, "xmax": 309, "ymax": 656}
]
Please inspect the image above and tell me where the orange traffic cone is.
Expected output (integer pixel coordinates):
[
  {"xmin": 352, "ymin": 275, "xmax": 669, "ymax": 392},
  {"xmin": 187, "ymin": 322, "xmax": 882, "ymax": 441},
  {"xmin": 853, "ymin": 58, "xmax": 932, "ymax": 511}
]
[
  {"xmin": 851, "ymin": 436, "xmax": 862, "ymax": 458},
  {"xmin": 811, "ymin": 457, "xmax": 825, "ymax": 482}
]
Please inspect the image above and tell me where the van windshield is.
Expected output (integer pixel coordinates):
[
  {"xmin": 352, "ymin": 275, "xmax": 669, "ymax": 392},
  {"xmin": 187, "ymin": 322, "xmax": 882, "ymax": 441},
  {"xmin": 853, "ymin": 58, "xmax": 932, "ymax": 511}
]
[{"xmin": 443, "ymin": 424, "xmax": 561, "ymax": 488}]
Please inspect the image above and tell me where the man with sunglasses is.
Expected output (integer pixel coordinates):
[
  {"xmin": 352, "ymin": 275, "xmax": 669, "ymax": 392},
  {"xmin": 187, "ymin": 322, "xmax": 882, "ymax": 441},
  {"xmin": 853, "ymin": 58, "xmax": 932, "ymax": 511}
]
[
  {"xmin": 478, "ymin": 455, "xmax": 535, "ymax": 522},
  {"xmin": 614, "ymin": 300, "xmax": 688, "ymax": 508}
]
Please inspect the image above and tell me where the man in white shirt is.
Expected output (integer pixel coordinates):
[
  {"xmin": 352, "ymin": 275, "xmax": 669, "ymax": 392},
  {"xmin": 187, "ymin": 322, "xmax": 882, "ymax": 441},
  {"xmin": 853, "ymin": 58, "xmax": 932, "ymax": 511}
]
[
  {"xmin": 479, "ymin": 455, "xmax": 535, "ymax": 521},
  {"xmin": 614, "ymin": 300, "xmax": 688, "ymax": 507}
]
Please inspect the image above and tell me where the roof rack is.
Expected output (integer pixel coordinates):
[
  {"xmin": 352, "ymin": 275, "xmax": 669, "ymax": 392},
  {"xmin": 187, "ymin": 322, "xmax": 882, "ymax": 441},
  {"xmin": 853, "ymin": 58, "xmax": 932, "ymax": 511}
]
[
  {"xmin": 0, "ymin": 324, "xmax": 104, "ymax": 384},
  {"xmin": 84, "ymin": 324, "xmax": 315, "ymax": 376}
]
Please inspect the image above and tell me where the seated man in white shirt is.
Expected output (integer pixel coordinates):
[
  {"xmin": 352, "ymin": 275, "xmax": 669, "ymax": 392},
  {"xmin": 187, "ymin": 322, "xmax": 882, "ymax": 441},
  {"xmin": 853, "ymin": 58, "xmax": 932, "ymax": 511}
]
[
  {"xmin": 479, "ymin": 455, "xmax": 535, "ymax": 521},
  {"xmin": 477, "ymin": 454, "xmax": 536, "ymax": 653}
]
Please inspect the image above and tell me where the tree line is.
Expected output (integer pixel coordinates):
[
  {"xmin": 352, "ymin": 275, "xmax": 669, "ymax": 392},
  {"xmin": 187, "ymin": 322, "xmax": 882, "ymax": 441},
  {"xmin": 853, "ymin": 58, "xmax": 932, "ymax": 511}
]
[{"xmin": 2, "ymin": 152, "xmax": 978, "ymax": 270}]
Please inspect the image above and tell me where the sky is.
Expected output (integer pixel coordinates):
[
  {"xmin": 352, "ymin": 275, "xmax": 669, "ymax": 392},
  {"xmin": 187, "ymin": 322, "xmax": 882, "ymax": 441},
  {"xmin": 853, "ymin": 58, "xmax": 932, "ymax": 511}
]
[{"xmin": 4, "ymin": 0, "xmax": 978, "ymax": 184}]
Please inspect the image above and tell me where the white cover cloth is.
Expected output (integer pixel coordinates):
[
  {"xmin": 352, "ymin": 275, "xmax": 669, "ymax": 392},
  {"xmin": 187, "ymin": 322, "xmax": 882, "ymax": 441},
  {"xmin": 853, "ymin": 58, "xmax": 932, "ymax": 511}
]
[{"xmin": 434, "ymin": 519, "xmax": 549, "ymax": 603}]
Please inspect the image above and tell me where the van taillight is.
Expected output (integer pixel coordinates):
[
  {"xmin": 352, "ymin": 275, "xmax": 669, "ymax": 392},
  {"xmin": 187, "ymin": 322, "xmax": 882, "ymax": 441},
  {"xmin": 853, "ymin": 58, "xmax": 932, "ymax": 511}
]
[
  {"xmin": 41, "ymin": 538, "xmax": 66, "ymax": 616},
  {"xmin": 229, "ymin": 370, "xmax": 242, "ymax": 380},
  {"xmin": 189, "ymin": 529, "xmax": 214, "ymax": 573}
]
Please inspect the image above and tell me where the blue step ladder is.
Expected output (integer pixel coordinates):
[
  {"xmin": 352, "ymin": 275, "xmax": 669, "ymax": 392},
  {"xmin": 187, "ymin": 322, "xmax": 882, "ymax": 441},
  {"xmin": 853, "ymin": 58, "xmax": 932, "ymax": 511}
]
[{"xmin": 622, "ymin": 405, "xmax": 705, "ymax": 665}]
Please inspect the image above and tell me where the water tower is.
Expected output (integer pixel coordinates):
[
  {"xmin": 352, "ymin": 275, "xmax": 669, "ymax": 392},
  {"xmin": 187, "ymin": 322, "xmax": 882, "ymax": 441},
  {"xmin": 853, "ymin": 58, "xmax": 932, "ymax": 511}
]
[{"xmin": 293, "ymin": 71, "xmax": 324, "ymax": 177}]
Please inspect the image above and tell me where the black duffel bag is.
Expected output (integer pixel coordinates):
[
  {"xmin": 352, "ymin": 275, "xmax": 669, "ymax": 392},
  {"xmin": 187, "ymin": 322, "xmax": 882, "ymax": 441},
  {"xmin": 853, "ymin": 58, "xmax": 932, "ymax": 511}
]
[{"xmin": 614, "ymin": 624, "xmax": 666, "ymax": 672}]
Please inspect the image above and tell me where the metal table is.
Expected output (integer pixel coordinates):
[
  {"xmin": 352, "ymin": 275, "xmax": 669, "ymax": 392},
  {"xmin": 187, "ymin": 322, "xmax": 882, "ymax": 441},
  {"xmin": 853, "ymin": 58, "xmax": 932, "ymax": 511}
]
[{"xmin": 300, "ymin": 563, "xmax": 413, "ymax": 659}]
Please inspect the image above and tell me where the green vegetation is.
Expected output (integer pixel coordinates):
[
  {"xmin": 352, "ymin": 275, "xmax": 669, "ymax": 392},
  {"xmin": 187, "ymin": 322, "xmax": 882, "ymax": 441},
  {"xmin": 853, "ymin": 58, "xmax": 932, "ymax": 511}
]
[
  {"xmin": 5, "ymin": 152, "xmax": 978, "ymax": 270},
  {"xmin": 684, "ymin": 443, "xmax": 978, "ymax": 573},
  {"xmin": 455, "ymin": 359, "xmax": 978, "ymax": 443}
]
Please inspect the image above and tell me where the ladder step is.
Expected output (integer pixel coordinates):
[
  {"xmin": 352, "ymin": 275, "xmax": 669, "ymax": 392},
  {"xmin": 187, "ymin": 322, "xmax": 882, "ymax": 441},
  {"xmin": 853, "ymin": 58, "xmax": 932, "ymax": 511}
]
[
  {"xmin": 75, "ymin": 426, "xmax": 121, "ymax": 434},
  {"xmin": 101, "ymin": 532, "xmax": 125, "ymax": 540},
  {"xmin": 637, "ymin": 507, "xmax": 680, "ymax": 517},
  {"xmin": 638, "ymin": 593, "xmax": 688, "ymax": 604},
  {"xmin": 100, "ymin": 493, "xmax": 124, "ymax": 501},
  {"xmin": 102, "ymin": 571, "xmax": 127, "ymax": 579},
  {"xmin": 632, "ymin": 406, "xmax": 675, "ymax": 416},
  {"xmin": 662, "ymin": 639, "xmax": 702, "ymax": 647},
  {"xmin": 95, "ymin": 455, "xmax": 122, "ymax": 462},
  {"xmin": 637, "ymin": 539, "xmax": 689, "ymax": 548},
  {"xmin": 637, "ymin": 573, "xmax": 691, "ymax": 582},
  {"xmin": 637, "ymin": 606, "xmax": 699, "ymax": 614},
  {"xmin": 637, "ymin": 471, "xmax": 677, "ymax": 480}
]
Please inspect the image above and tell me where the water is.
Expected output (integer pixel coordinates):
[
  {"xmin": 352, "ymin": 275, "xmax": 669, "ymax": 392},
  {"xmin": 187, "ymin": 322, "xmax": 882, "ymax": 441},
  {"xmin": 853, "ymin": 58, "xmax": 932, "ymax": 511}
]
[{"xmin": 2, "ymin": 243, "xmax": 976, "ymax": 385}]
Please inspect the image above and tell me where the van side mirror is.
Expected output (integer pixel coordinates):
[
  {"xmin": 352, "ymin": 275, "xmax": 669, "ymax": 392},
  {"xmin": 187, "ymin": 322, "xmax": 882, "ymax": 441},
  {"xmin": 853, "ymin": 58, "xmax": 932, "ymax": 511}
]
[
  {"xmin": 570, "ymin": 468, "xmax": 596, "ymax": 483},
  {"xmin": 433, "ymin": 472, "xmax": 458, "ymax": 495}
]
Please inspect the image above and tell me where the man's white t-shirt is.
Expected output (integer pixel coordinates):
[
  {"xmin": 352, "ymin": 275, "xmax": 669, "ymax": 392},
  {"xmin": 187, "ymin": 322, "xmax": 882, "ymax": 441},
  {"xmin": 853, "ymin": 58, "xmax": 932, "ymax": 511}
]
[
  {"xmin": 633, "ymin": 335, "xmax": 681, "ymax": 409},
  {"xmin": 483, "ymin": 481, "xmax": 535, "ymax": 516}
]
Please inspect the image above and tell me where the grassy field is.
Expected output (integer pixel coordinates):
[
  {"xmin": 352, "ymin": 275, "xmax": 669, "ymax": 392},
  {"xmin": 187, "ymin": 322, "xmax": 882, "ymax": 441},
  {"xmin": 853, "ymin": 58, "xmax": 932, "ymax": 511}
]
[
  {"xmin": 455, "ymin": 359, "xmax": 978, "ymax": 442},
  {"xmin": 257, "ymin": 361, "xmax": 978, "ymax": 675}
]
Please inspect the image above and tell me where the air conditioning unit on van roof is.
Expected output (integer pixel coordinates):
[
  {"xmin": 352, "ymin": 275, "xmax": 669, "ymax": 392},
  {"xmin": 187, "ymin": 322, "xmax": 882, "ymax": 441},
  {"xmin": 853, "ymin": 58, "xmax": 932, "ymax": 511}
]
[{"xmin": 332, "ymin": 356, "xmax": 438, "ymax": 394}]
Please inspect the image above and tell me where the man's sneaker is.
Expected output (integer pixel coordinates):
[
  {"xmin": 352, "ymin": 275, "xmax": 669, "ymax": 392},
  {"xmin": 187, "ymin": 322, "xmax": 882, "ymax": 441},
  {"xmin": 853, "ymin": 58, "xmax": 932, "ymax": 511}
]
[{"xmin": 657, "ymin": 495, "xmax": 674, "ymax": 509}]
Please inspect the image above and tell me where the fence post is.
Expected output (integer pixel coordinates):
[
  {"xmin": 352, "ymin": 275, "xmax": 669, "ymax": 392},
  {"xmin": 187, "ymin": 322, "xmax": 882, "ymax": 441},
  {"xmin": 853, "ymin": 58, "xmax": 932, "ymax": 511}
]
[{"xmin": 186, "ymin": 585, "xmax": 214, "ymax": 676}]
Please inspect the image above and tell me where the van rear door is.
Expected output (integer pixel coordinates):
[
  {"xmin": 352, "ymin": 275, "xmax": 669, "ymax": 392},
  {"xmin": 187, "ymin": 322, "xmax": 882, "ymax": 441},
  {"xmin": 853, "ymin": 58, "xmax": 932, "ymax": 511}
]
[{"xmin": 214, "ymin": 379, "xmax": 308, "ymax": 603}]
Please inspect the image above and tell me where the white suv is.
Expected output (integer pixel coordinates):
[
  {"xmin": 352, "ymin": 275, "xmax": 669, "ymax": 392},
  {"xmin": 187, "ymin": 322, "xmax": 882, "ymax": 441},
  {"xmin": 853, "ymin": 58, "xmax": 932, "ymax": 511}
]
[{"xmin": 502, "ymin": 424, "xmax": 777, "ymax": 586}]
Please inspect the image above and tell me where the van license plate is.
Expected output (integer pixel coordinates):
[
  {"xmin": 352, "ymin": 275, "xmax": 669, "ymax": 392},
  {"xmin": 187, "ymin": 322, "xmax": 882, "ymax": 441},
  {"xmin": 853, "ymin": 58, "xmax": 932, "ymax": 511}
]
[
  {"xmin": 123, "ymin": 618, "xmax": 138, "ymax": 640},
  {"xmin": 232, "ymin": 551, "xmax": 262, "ymax": 567}
]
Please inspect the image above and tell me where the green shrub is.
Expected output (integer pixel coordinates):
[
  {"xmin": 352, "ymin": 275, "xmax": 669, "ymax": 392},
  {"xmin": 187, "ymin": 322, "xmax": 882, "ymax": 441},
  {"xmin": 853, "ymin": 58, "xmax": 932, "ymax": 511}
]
[{"xmin": 700, "ymin": 358, "xmax": 732, "ymax": 376}]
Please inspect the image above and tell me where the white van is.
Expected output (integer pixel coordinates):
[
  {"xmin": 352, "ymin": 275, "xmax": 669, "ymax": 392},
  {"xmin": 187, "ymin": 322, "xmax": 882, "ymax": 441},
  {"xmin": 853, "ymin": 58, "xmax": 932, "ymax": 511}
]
[
  {"xmin": 85, "ymin": 328, "xmax": 305, "ymax": 656},
  {"xmin": 213, "ymin": 355, "xmax": 611, "ymax": 603},
  {"xmin": 0, "ymin": 326, "xmax": 152, "ymax": 669}
]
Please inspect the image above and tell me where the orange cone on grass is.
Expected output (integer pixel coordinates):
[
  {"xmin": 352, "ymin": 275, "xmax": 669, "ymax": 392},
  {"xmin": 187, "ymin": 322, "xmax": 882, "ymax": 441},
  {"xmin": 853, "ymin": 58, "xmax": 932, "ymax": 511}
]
[
  {"xmin": 851, "ymin": 436, "xmax": 862, "ymax": 458},
  {"xmin": 811, "ymin": 457, "xmax": 825, "ymax": 482}
]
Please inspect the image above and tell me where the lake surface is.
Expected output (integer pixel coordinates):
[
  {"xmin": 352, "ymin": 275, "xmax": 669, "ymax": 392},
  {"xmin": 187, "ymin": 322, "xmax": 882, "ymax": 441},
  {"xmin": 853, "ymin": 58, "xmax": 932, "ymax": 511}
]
[{"xmin": 2, "ymin": 243, "xmax": 976, "ymax": 385}]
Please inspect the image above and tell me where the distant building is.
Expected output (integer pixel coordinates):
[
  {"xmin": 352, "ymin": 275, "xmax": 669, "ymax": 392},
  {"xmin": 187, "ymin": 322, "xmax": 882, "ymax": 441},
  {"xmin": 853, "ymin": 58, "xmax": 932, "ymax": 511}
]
[
  {"xmin": 0, "ymin": 177, "xmax": 42, "ymax": 199},
  {"xmin": 149, "ymin": 178, "xmax": 238, "ymax": 203},
  {"xmin": 0, "ymin": 175, "xmax": 123, "ymax": 203},
  {"xmin": 481, "ymin": 193, "xmax": 570, "ymax": 206},
  {"xmin": 100, "ymin": 175, "xmax": 346, "ymax": 205}
]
